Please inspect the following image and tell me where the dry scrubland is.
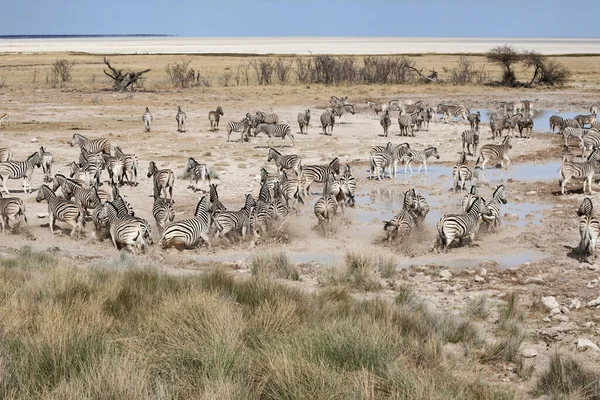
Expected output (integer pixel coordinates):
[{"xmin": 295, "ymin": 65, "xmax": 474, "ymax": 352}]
[{"xmin": 0, "ymin": 52, "xmax": 600, "ymax": 398}]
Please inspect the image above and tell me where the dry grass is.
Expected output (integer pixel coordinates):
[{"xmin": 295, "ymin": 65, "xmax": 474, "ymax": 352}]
[
  {"xmin": 536, "ymin": 353, "xmax": 600, "ymax": 400},
  {"xmin": 250, "ymin": 250, "xmax": 299, "ymax": 280},
  {"xmin": 0, "ymin": 246, "xmax": 516, "ymax": 399}
]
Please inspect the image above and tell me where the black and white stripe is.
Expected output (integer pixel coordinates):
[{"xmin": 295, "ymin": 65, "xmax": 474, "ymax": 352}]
[
  {"xmin": 461, "ymin": 129, "xmax": 479, "ymax": 156},
  {"xmin": 253, "ymin": 111, "xmax": 279, "ymax": 125},
  {"xmin": 36, "ymin": 184, "xmax": 85, "ymax": 237},
  {"xmin": 549, "ymin": 115, "xmax": 564, "ymax": 133},
  {"xmin": 0, "ymin": 193, "xmax": 27, "ymax": 233},
  {"xmin": 574, "ymin": 114, "xmax": 596, "ymax": 128},
  {"xmin": 268, "ymin": 147, "xmax": 302, "ymax": 176},
  {"xmin": 0, "ymin": 151, "xmax": 42, "ymax": 194},
  {"xmin": 176, "ymin": 106, "xmax": 186, "ymax": 132},
  {"xmin": 366, "ymin": 101, "xmax": 388, "ymax": 117},
  {"xmin": 453, "ymin": 152, "xmax": 473, "ymax": 192},
  {"xmin": 227, "ymin": 113, "xmax": 253, "ymax": 142},
  {"xmin": 559, "ymin": 148, "xmax": 600, "ymax": 195},
  {"xmin": 481, "ymin": 185, "xmax": 508, "ymax": 231},
  {"xmin": 342, "ymin": 165, "xmax": 356, "ymax": 206},
  {"xmin": 437, "ymin": 104, "xmax": 469, "ymax": 123},
  {"xmin": 113, "ymin": 146, "xmax": 138, "ymax": 186},
  {"xmin": 70, "ymin": 161, "xmax": 101, "ymax": 188},
  {"xmin": 213, "ymin": 194, "xmax": 256, "ymax": 242},
  {"xmin": 70, "ymin": 133, "xmax": 111, "ymax": 155},
  {"xmin": 159, "ymin": 196, "xmax": 211, "ymax": 249},
  {"xmin": 476, "ymin": 135, "xmax": 512, "ymax": 173},
  {"xmin": 562, "ymin": 127, "xmax": 590, "ymax": 147},
  {"xmin": 383, "ymin": 188, "xmax": 417, "ymax": 243},
  {"xmin": 401, "ymin": 147, "xmax": 440, "ymax": 174},
  {"xmin": 301, "ymin": 157, "xmax": 340, "ymax": 195},
  {"xmin": 98, "ymin": 202, "xmax": 150, "ymax": 253},
  {"xmin": 254, "ymin": 123, "xmax": 295, "ymax": 145},
  {"xmin": 297, "ymin": 109, "xmax": 310, "ymax": 134},
  {"xmin": 152, "ymin": 193, "xmax": 175, "ymax": 235},
  {"xmin": 79, "ymin": 148, "xmax": 106, "ymax": 170},
  {"xmin": 186, "ymin": 157, "xmax": 211, "ymax": 191},
  {"xmin": 437, "ymin": 197, "xmax": 491, "ymax": 252},
  {"xmin": 467, "ymin": 111, "xmax": 481, "ymax": 130},
  {"xmin": 147, "ymin": 161, "xmax": 175, "ymax": 201},
  {"xmin": 209, "ymin": 183, "xmax": 227, "ymax": 215},
  {"xmin": 40, "ymin": 146, "xmax": 53, "ymax": 182},
  {"xmin": 279, "ymin": 170, "xmax": 304, "ymax": 211},
  {"xmin": 370, "ymin": 150, "xmax": 392, "ymax": 180},
  {"xmin": 0, "ymin": 148, "xmax": 12, "ymax": 163},
  {"xmin": 577, "ymin": 197, "xmax": 600, "ymax": 259},
  {"xmin": 143, "ymin": 107, "xmax": 153, "ymax": 132},
  {"xmin": 209, "ymin": 106, "xmax": 224, "ymax": 132},
  {"xmin": 102, "ymin": 153, "xmax": 125, "ymax": 187},
  {"xmin": 313, "ymin": 177, "xmax": 338, "ymax": 232}
]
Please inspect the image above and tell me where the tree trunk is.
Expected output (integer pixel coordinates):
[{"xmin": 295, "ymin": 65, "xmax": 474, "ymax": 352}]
[{"xmin": 103, "ymin": 57, "xmax": 151, "ymax": 91}]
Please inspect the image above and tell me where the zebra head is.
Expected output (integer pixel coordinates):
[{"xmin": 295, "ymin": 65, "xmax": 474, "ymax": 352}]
[
  {"xmin": 267, "ymin": 147, "xmax": 279, "ymax": 162},
  {"xmin": 493, "ymin": 185, "xmax": 508, "ymax": 205},
  {"xmin": 216, "ymin": 106, "xmax": 224, "ymax": 116},
  {"xmin": 70, "ymin": 133, "xmax": 82, "ymax": 148},
  {"xmin": 345, "ymin": 104, "xmax": 356, "ymax": 115},
  {"xmin": 147, "ymin": 161, "xmax": 157, "ymax": 178},
  {"xmin": 578, "ymin": 198, "xmax": 594, "ymax": 217},
  {"xmin": 344, "ymin": 164, "xmax": 351, "ymax": 176},
  {"xmin": 28, "ymin": 152, "xmax": 43, "ymax": 168},
  {"xmin": 187, "ymin": 157, "xmax": 198, "ymax": 172},
  {"xmin": 468, "ymin": 197, "xmax": 493, "ymax": 217},
  {"xmin": 36, "ymin": 185, "xmax": 51, "ymax": 202},
  {"xmin": 503, "ymin": 135, "xmax": 512, "ymax": 149},
  {"xmin": 145, "ymin": 107, "xmax": 150, "ymax": 113},
  {"xmin": 428, "ymin": 147, "xmax": 440, "ymax": 159}
]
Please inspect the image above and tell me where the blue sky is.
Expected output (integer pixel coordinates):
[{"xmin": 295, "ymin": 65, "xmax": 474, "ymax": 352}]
[{"xmin": 2, "ymin": 0, "xmax": 597, "ymax": 37}]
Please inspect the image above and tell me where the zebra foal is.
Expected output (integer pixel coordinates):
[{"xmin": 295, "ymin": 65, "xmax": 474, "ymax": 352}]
[
  {"xmin": 209, "ymin": 106, "xmax": 224, "ymax": 132},
  {"xmin": 297, "ymin": 109, "xmax": 310, "ymax": 134}
]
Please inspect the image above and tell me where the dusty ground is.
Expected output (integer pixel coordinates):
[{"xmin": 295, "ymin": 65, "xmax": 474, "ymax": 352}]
[{"xmin": 0, "ymin": 53, "xmax": 600, "ymax": 397}]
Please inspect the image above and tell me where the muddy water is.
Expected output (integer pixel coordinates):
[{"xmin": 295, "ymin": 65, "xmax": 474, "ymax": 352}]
[{"xmin": 479, "ymin": 109, "xmax": 582, "ymax": 133}]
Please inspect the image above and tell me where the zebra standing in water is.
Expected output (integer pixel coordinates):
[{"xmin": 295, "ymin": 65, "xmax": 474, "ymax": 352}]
[
  {"xmin": 549, "ymin": 115, "xmax": 564, "ymax": 133},
  {"xmin": 113, "ymin": 147, "xmax": 138, "ymax": 186},
  {"xmin": 147, "ymin": 161, "xmax": 175, "ymax": 201},
  {"xmin": 142, "ymin": 107, "xmax": 153, "ymax": 132},
  {"xmin": 437, "ymin": 104, "xmax": 469, "ymax": 123},
  {"xmin": 342, "ymin": 165, "xmax": 356, "ymax": 206},
  {"xmin": 320, "ymin": 110, "xmax": 335, "ymax": 135},
  {"xmin": 384, "ymin": 189, "xmax": 418, "ymax": 243},
  {"xmin": 577, "ymin": 197, "xmax": 600, "ymax": 259},
  {"xmin": 71, "ymin": 133, "xmax": 112, "ymax": 155},
  {"xmin": 176, "ymin": 106, "xmax": 187, "ymax": 132},
  {"xmin": 453, "ymin": 152, "xmax": 473, "ymax": 192},
  {"xmin": 208, "ymin": 106, "xmax": 224, "ymax": 132},
  {"xmin": 268, "ymin": 147, "xmax": 302, "ymax": 176},
  {"xmin": 473, "ymin": 185, "xmax": 508, "ymax": 232},
  {"xmin": 36, "ymin": 185, "xmax": 85, "ymax": 237},
  {"xmin": 476, "ymin": 135, "xmax": 512, "ymax": 174},
  {"xmin": 517, "ymin": 116, "xmax": 534, "ymax": 138},
  {"xmin": 227, "ymin": 113, "xmax": 253, "ymax": 142},
  {"xmin": 213, "ymin": 194, "xmax": 256, "ymax": 243},
  {"xmin": 461, "ymin": 185, "xmax": 478, "ymax": 212},
  {"xmin": 401, "ymin": 147, "xmax": 440, "ymax": 174},
  {"xmin": 559, "ymin": 148, "xmax": 600, "ymax": 195},
  {"xmin": 253, "ymin": 123, "xmax": 295, "ymax": 146},
  {"xmin": 159, "ymin": 196, "xmax": 211, "ymax": 250},
  {"xmin": 380, "ymin": 109, "xmax": 391, "ymax": 137},
  {"xmin": 0, "ymin": 151, "xmax": 42, "ymax": 194},
  {"xmin": 297, "ymin": 109, "xmax": 310, "ymax": 134},
  {"xmin": 0, "ymin": 148, "xmax": 12, "ymax": 163},
  {"xmin": 301, "ymin": 157, "xmax": 340, "ymax": 196},
  {"xmin": 186, "ymin": 157, "xmax": 211, "ymax": 192},
  {"xmin": 461, "ymin": 129, "xmax": 479, "ymax": 156},
  {"xmin": 436, "ymin": 197, "xmax": 492, "ymax": 252},
  {"xmin": 0, "ymin": 193, "xmax": 27, "ymax": 233},
  {"xmin": 370, "ymin": 147, "xmax": 393, "ymax": 180},
  {"xmin": 40, "ymin": 146, "xmax": 54, "ymax": 183}
]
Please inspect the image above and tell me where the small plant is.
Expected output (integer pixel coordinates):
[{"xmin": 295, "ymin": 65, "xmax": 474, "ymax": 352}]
[
  {"xmin": 51, "ymin": 58, "xmax": 75, "ymax": 83},
  {"xmin": 165, "ymin": 58, "xmax": 195, "ymax": 88},
  {"xmin": 251, "ymin": 250, "xmax": 299, "ymax": 281},
  {"xmin": 463, "ymin": 295, "xmax": 491, "ymax": 320},
  {"xmin": 536, "ymin": 353, "xmax": 600, "ymax": 399}
]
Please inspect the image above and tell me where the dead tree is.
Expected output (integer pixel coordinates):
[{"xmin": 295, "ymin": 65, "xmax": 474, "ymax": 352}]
[
  {"xmin": 103, "ymin": 57, "xmax": 151, "ymax": 91},
  {"xmin": 408, "ymin": 66, "xmax": 438, "ymax": 83}
]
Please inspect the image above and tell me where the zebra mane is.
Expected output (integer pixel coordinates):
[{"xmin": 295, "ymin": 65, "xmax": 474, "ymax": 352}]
[
  {"xmin": 269, "ymin": 147, "xmax": 281, "ymax": 156},
  {"xmin": 466, "ymin": 196, "xmax": 485, "ymax": 214},
  {"xmin": 194, "ymin": 196, "xmax": 209, "ymax": 218},
  {"xmin": 469, "ymin": 185, "xmax": 477, "ymax": 196}
]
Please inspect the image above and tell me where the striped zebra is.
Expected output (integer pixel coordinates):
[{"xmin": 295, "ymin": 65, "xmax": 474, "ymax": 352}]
[
  {"xmin": 253, "ymin": 111, "xmax": 279, "ymax": 126},
  {"xmin": 366, "ymin": 100, "xmax": 388, "ymax": 117},
  {"xmin": 401, "ymin": 147, "xmax": 440, "ymax": 174},
  {"xmin": 176, "ymin": 106, "xmax": 186, "ymax": 132},
  {"xmin": 159, "ymin": 196, "xmax": 211, "ymax": 250},
  {"xmin": 300, "ymin": 157, "xmax": 340, "ymax": 196},
  {"xmin": 383, "ymin": 189, "xmax": 417, "ymax": 243},
  {"xmin": 574, "ymin": 114, "xmax": 597, "ymax": 128},
  {"xmin": 254, "ymin": 123, "xmax": 295, "ymax": 146},
  {"xmin": 327, "ymin": 104, "xmax": 355, "ymax": 123},
  {"xmin": 467, "ymin": 111, "xmax": 481, "ymax": 130},
  {"xmin": 388, "ymin": 100, "xmax": 401, "ymax": 111},
  {"xmin": 437, "ymin": 104, "xmax": 469, "ymax": 123},
  {"xmin": 260, "ymin": 167, "xmax": 280, "ymax": 195},
  {"xmin": 313, "ymin": 177, "xmax": 338, "ymax": 234},
  {"xmin": 187, "ymin": 157, "xmax": 211, "ymax": 191},
  {"xmin": 591, "ymin": 105, "xmax": 598, "ymax": 116},
  {"xmin": 398, "ymin": 113, "xmax": 421, "ymax": 137},
  {"xmin": 453, "ymin": 152, "xmax": 473, "ymax": 192},
  {"xmin": 268, "ymin": 181, "xmax": 289, "ymax": 220},
  {"xmin": 579, "ymin": 132, "xmax": 600, "ymax": 158},
  {"xmin": 392, "ymin": 143, "xmax": 412, "ymax": 176},
  {"xmin": 142, "ymin": 107, "xmax": 153, "ymax": 132},
  {"xmin": 209, "ymin": 183, "xmax": 227, "ymax": 215},
  {"xmin": 577, "ymin": 197, "xmax": 600, "ymax": 259},
  {"xmin": 0, "ymin": 148, "xmax": 12, "ymax": 163},
  {"xmin": 70, "ymin": 161, "xmax": 101, "ymax": 188},
  {"xmin": 522, "ymin": 100, "xmax": 534, "ymax": 116},
  {"xmin": 369, "ymin": 148, "xmax": 393, "ymax": 180},
  {"xmin": 562, "ymin": 144, "xmax": 574, "ymax": 163},
  {"xmin": 40, "ymin": 146, "xmax": 53, "ymax": 182},
  {"xmin": 561, "ymin": 118, "xmax": 581, "ymax": 131},
  {"xmin": 102, "ymin": 153, "xmax": 125, "ymax": 187},
  {"xmin": 380, "ymin": 109, "xmax": 391, "ymax": 137},
  {"xmin": 461, "ymin": 129, "xmax": 479, "ymax": 156},
  {"xmin": 51, "ymin": 173, "xmax": 84, "ymax": 200},
  {"xmin": 0, "ymin": 113, "xmax": 8, "ymax": 128},
  {"xmin": 98, "ymin": 202, "xmax": 149, "ymax": 253},
  {"xmin": 279, "ymin": 170, "xmax": 304, "ymax": 211},
  {"xmin": 330, "ymin": 95, "xmax": 349, "ymax": 108},
  {"xmin": 79, "ymin": 148, "xmax": 106, "ymax": 170},
  {"xmin": 496, "ymin": 101, "xmax": 522, "ymax": 114},
  {"xmin": 147, "ymin": 161, "xmax": 175, "ymax": 201},
  {"xmin": 414, "ymin": 193, "xmax": 430, "ymax": 222},
  {"xmin": 400, "ymin": 100, "xmax": 425, "ymax": 115},
  {"xmin": 559, "ymin": 148, "xmax": 600, "ymax": 195},
  {"xmin": 476, "ymin": 135, "xmax": 512, "ymax": 173},
  {"xmin": 480, "ymin": 185, "xmax": 508, "ymax": 232},
  {"xmin": 113, "ymin": 147, "xmax": 138, "ymax": 186},
  {"xmin": 423, "ymin": 107, "xmax": 436, "ymax": 130},
  {"xmin": 549, "ymin": 115, "xmax": 564, "ymax": 133},
  {"xmin": 342, "ymin": 165, "xmax": 356, "ymax": 206},
  {"xmin": 0, "ymin": 193, "xmax": 27, "ymax": 233},
  {"xmin": 110, "ymin": 185, "xmax": 135, "ymax": 217},
  {"xmin": 51, "ymin": 174, "xmax": 100, "ymax": 216},
  {"xmin": 517, "ymin": 116, "xmax": 534, "ymax": 138},
  {"xmin": 152, "ymin": 192, "xmax": 175, "ymax": 235},
  {"xmin": 436, "ymin": 197, "xmax": 492, "ymax": 252},
  {"xmin": 250, "ymin": 181, "xmax": 273, "ymax": 238},
  {"xmin": 0, "ymin": 151, "xmax": 42, "ymax": 194},
  {"xmin": 504, "ymin": 113, "xmax": 522, "ymax": 135},
  {"xmin": 213, "ymin": 194, "xmax": 256, "ymax": 243},
  {"xmin": 562, "ymin": 127, "xmax": 590, "ymax": 147},
  {"xmin": 461, "ymin": 185, "xmax": 478, "ymax": 212},
  {"xmin": 209, "ymin": 106, "xmax": 224, "ymax": 132},
  {"xmin": 268, "ymin": 147, "xmax": 302, "ymax": 176},
  {"xmin": 320, "ymin": 110, "xmax": 335, "ymax": 135},
  {"xmin": 297, "ymin": 109, "xmax": 310, "ymax": 134},
  {"xmin": 227, "ymin": 113, "xmax": 253, "ymax": 142},
  {"xmin": 370, "ymin": 141, "xmax": 394, "ymax": 156},
  {"xmin": 591, "ymin": 121, "xmax": 600, "ymax": 130},
  {"xmin": 36, "ymin": 184, "xmax": 85, "ymax": 237},
  {"xmin": 70, "ymin": 133, "xmax": 111, "ymax": 155}
]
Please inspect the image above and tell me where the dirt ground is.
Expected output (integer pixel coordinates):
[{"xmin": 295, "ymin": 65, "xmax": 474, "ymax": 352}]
[{"xmin": 1, "ymin": 52, "xmax": 600, "ymax": 397}]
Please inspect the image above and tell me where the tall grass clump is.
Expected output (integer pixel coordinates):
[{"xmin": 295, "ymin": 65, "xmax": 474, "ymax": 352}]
[
  {"xmin": 250, "ymin": 250, "xmax": 299, "ymax": 280},
  {"xmin": 481, "ymin": 292, "xmax": 526, "ymax": 364},
  {"xmin": 319, "ymin": 252, "xmax": 382, "ymax": 291},
  {"xmin": 462, "ymin": 295, "xmax": 491, "ymax": 320},
  {"xmin": 536, "ymin": 353, "xmax": 600, "ymax": 399}
]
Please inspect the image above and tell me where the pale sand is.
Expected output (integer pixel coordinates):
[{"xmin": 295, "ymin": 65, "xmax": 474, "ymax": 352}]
[{"xmin": 0, "ymin": 37, "xmax": 598, "ymax": 55}]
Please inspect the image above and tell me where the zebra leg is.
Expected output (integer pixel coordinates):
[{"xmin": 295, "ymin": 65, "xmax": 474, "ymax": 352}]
[
  {"xmin": 49, "ymin": 214, "xmax": 55, "ymax": 234},
  {"xmin": 200, "ymin": 232, "xmax": 211, "ymax": 248}
]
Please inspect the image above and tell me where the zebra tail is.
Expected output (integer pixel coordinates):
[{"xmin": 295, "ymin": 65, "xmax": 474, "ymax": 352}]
[
  {"xmin": 475, "ymin": 155, "xmax": 481, "ymax": 166},
  {"xmin": 558, "ymin": 168, "xmax": 564, "ymax": 188}
]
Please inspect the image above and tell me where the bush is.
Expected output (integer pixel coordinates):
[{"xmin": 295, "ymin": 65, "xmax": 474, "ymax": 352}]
[
  {"xmin": 165, "ymin": 58, "xmax": 195, "ymax": 88},
  {"xmin": 250, "ymin": 250, "xmax": 299, "ymax": 280},
  {"xmin": 51, "ymin": 59, "xmax": 74, "ymax": 83},
  {"xmin": 448, "ymin": 57, "xmax": 490, "ymax": 85}
]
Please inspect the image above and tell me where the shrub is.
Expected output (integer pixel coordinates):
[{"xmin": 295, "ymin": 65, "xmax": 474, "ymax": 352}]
[
  {"xmin": 165, "ymin": 58, "xmax": 195, "ymax": 88},
  {"xmin": 536, "ymin": 353, "xmax": 600, "ymax": 399},
  {"xmin": 250, "ymin": 250, "xmax": 299, "ymax": 281}
]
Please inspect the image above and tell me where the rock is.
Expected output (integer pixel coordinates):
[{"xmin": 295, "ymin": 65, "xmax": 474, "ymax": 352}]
[
  {"xmin": 438, "ymin": 270, "xmax": 452, "ymax": 281},
  {"xmin": 587, "ymin": 279, "xmax": 598, "ymax": 289},
  {"xmin": 521, "ymin": 348, "xmax": 538, "ymax": 358},
  {"xmin": 543, "ymin": 317, "xmax": 552, "ymax": 322},
  {"xmin": 587, "ymin": 296, "xmax": 600, "ymax": 307},
  {"xmin": 474, "ymin": 275, "xmax": 485, "ymax": 283},
  {"xmin": 524, "ymin": 277, "xmax": 545, "ymax": 285},
  {"xmin": 569, "ymin": 299, "xmax": 582, "ymax": 310},
  {"xmin": 560, "ymin": 306, "xmax": 570, "ymax": 314},
  {"xmin": 31, "ymin": 137, "xmax": 38, "ymax": 143},
  {"xmin": 36, "ymin": 213, "xmax": 49, "ymax": 218},
  {"xmin": 526, "ymin": 190, "xmax": 537, "ymax": 195},
  {"xmin": 584, "ymin": 321, "xmax": 595, "ymax": 328},
  {"xmin": 550, "ymin": 307, "xmax": 562, "ymax": 316},
  {"xmin": 576, "ymin": 338, "xmax": 600, "ymax": 352},
  {"xmin": 541, "ymin": 296, "xmax": 560, "ymax": 312},
  {"xmin": 479, "ymin": 268, "xmax": 488, "ymax": 276},
  {"xmin": 553, "ymin": 314, "xmax": 569, "ymax": 322}
]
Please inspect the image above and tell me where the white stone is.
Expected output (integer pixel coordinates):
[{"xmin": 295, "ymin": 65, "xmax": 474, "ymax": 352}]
[
  {"xmin": 526, "ymin": 190, "xmax": 537, "ymax": 195},
  {"xmin": 569, "ymin": 299, "xmax": 582, "ymax": 310},
  {"xmin": 587, "ymin": 296, "xmax": 600, "ymax": 307},
  {"xmin": 541, "ymin": 296, "xmax": 560, "ymax": 312},
  {"xmin": 560, "ymin": 306, "xmax": 570, "ymax": 314},
  {"xmin": 553, "ymin": 314, "xmax": 569, "ymax": 323},
  {"xmin": 550, "ymin": 307, "xmax": 562, "ymax": 316},
  {"xmin": 439, "ymin": 270, "xmax": 452, "ymax": 281},
  {"xmin": 474, "ymin": 275, "xmax": 485, "ymax": 283},
  {"xmin": 576, "ymin": 338, "xmax": 600, "ymax": 352},
  {"xmin": 521, "ymin": 348, "xmax": 538, "ymax": 358},
  {"xmin": 587, "ymin": 264, "xmax": 599, "ymax": 270},
  {"xmin": 584, "ymin": 321, "xmax": 595, "ymax": 328},
  {"xmin": 479, "ymin": 268, "xmax": 487, "ymax": 276},
  {"xmin": 524, "ymin": 277, "xmax": 544, "ymax": 285}
]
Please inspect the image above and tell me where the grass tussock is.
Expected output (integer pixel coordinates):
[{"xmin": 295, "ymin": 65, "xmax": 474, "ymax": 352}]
[
  {"xmin": 0, "ymin": 247, "xmax": 515, "ymax": 399},
  {"xmin": 250, "ymin": 250, "xmax": 299, "ymax": 280},
  {"xmin": 481, "ymin": 292, "xmax": 526, "ymax": 364},
  {"xmin": 319, "ymin": 252, "xmax": 383, "ymax": 291},
  {"xmin": 463, "ymin": 295, "xmax": 491, "ymax": 320},
  {"xmin": 536, "ymin": 353, "xmax": 600, "ymax": 400}
]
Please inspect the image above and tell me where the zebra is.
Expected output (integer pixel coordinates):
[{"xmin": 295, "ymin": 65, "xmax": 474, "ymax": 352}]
[
  {"xmin": 98, "ymin": 202, "xmax": 150, "ymax": 253},
  {"xmin": 504, "ymin": 113, "xmax": 522, "ymax": 135},
  {"xmin": 559, "ymin": 148, "xmax": 600, "ymax": 195},
  {"xmin": 213, "ymin": 194, "xmax": 256, "ymax": 243},
  {"xmin": 70, "ymin": 133, "xmax": 111, "ymax": 155},
  {"xmin": 577, "ymin": 197, "xmax": 600, "ymax": 259},
  {"xmin": 0, "ymin": 113, "xmax": 8, "ymax": 128},
  {"xmin": 300, "ymin": 157, "xmax": 340, "ymax": 196},
  {"xmin": 147, "ymin": 161, "xmax": 175, "ymax": 201},
  {"xmin": 36, "ymin": 184, "xmax": 85, "ymax": 237},
  {"xmin": 453, "ymin": 152, "xmax": 473, "ymax": 192},
  {"xmin": 391, "ymin": 143, "xmax": 412, "ymax": 176},
  {"xmin": 574, "ymin": 114, "xmax": 597, "ymax": 128},
  {"xmin": 370, "ymin": 141, "xmax": 394, "ymax": 156},
  {"xmin": 227, "ymin": 113, "xmax": 253, "ymax": 142},
  {"xmin": 592, "ymin": 121, "xmax": 600, "ymax": 130},
  {"xmin": 152, "ymin": 191, "xmax": 175, "ymax": 235},
  {"xmin": 461, "ymin": 129, "xmax": 479, "ymax": 156},
  {"xmin": 436, "ymin": 197, "xmax": 492, "ymax": 252},
  {"xmin": 481, "ymin": 185, "xmax": 508, "ymax": 232},
  {"xmin": 79, "ymin": 148, "xmax": 106, "ymax": 170},
  {"xmin": 260, "ymin": 167, "xmax": 280, "ymax": 195},
  {"xmin": 522, "ymin": 100, "xmax": 534, "ymax": 116},
  {"xmin": 388, "ymin": 100, "xmax": 401, "ymax": 111},
  {"xmin": 159, "ymin": 196, "xmax": 211, "ymax": 250},
  {"xmin": 380, "ymin": 109, "xmax": 391, "ymax": 137},
  {"xmin": 476, "ymin": 135, "xmax": 512, "ymax": 173},
  {"xmin": 400, "ymin": 101, "xmax": 425, "ymax": 115},
  {"xmin": 268, "ymin": 147, "xmax": 302, "ymax": 176},
  {"xmin": 401, "ymin": 147, "xmax": 440, "ymax": 174},
  {"xmin": 370, "ymin": 149, "xmax": 393, "ymax": 180},
  {"xmin": 142, "ymin": 107, "xmax": 153, "ymax": 132},
  {"xmin": 591, "ymin": 105, "xmax": 598, "ymax": 116},
  {"xmin": 437, "ymin": 104, "xmax": 469, "ymax": 123},
  {"xmin": 110, "ymin": 184, "xmax": 135, "ymax": 217},
  {"xmin": 562, "ymin": 127, "xmax": 590, "ymax": 147},
  {"xmin": 467, "ymin": 111, "xmax": 481, "ymax": 130},
  {"xmin": 268, "ymin": 181, "xmax": 289, "ymax": 220},
  {"xmin": 113, "ymin": 147, "xmax": 138, "ymax": 186},
  {"xmin": 423, "ymin": 107, "xmax": 436, "ymax": 131},
  {"xmin": 579, "ymin": 132, "xmax": 600, "ymax": 158},
  {"xmin": 313, "ymin": 177, "xmax": 338, "ymax": 234},
  {"xmin": 366, "ymin": 100, "xmax": 388, "ymax": 117},
  {"xmin": 330, "ymin": 95, "xmax": 349, "ymax": 108},
  {"xmin": 209, "ymin": 183, "xmax": 227, "ymax": 215},
  {"xmin": 398, "ymin": 114, "xmax": 413, "ymax": 137},
  {"xmin": 0, "ymin": 148, "xmax": 12, "ymax": 163},
  {"xmin": 253, "ymin": 111, "xmax": 279, "ymax": 125},
  {"xmin": 496, "ymin": 101, "xmax": 522, "ymax": 114},
  {"xmin": 549, "ymin": 115, "xmax": 564, "ymax": 133},
  {"xmin": 209, "ymin": 106, "xmax": 224, "ymax": 132},
  {"xmin": 279, "ymin": 170, "xmax": 304, "ymax": 211},
  {"xmin": 297, "ymin": 109, "xmax": 310, "ymax": 134},
  {"xmin": 0, "ymin": 194, "xmax": 27, "ymax": 233},
  {"xmin": 327, "ymin": 104, "xmax": 355, "ymax": 123},
  {"xmin": 320, "ymin": 110, "xmax": 335, "ymax": 135},
  {"xmin": 342, "ymin": 165, "xmax": 356, "ymax": 206},
  {"xmin": 40, "ymin": 146, "xmax": 53, "ymax": 182},
  {"xmin": 70, "ymin": 161, "xmax": 101, "ymax": 188},
  {"xmin": 517, "ymin": 116, "xmax": 534, "ymax": 138},
  {"xmin": 250, "ymin": 181, "xmax": 273, "ymax": 238},
  {"xmin": 51, "ymin": 174, "xmax": 100, "ymax": 216},
  {"xmin": 461, "ymin": 184, "xmax": 478, "ymax": 212},
  {"xmin": 102, "ymin": 153, "xmax": 125, "ymax": 187},
  {"xmin": 0, "ymin": 151, "xmax": 42, "ymax": 194},
  {"xmin": 254, "ymin": 123, "xmax": 295, "ymax": 146},
  {"xmin": 561, "ymin": 118, "xmax": 582, "ymax": 131},
  {"xmin": 176, "ymin": 106, "xmax": 186, "ymax": 132},
  {"xmin": 51, "ymin": 173, "xmax": 85, "ymax": 200},
  {"xmin": 562, "ymin": 144, "xmax": 573, "ymax": 163},
  {"xmin": 186, "ymin": 157, "xmax": 211, "ymax": 192},
  {"xmin": 383, "ymin": 189, "xmax": 417, "ymax": 243}
]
